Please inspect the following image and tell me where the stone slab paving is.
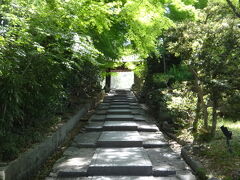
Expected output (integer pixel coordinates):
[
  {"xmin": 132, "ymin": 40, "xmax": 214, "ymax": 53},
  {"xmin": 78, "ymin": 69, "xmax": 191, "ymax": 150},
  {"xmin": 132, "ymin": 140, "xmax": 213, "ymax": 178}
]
[
  {"xmin": 46, "ymin": 176, "xmax": 182, "ymax": 180},
  {"xmin": 107, "ymin": 109, "xmax": 142, "ymax": 115},
  {"xmin": 95, "ymin": 109, "xmax": 143, "ymax": 115},
  {"xmin": 86, "ymin": 121, "xmax": 159, "ymax": 132},
  {"xmin": 103, "ymin": 121, "xmax": 138, "ymax": 131},
  {"xmin": 106, "ymin": 114, "xmax": 146, "ymax": 121},
  {"xmin": 98, "ymin": 104, "xmax": 140, "ymax": 110},
  {"xmin": 97, "ymin": 131, "xmax": 142, "ymax": 147},
  {"xmin": 90, "ymin": 177, "xmax": 179, "ymax": 180},
  {"xmin": 89, "ymin": 115, "xmax": 106, "ymax": 122},
  {"xmin": 106, "ymin": 114, "xmax": 135, "ymax": 121},
  {"xmin": 99, "ymin": 102, "xmax": 139, "ymax": 107},
  {"xmin": 139, "ymin": 132, "xmax": 167, "ymax": 142},
  {"xmin": 103, "ymin": 99, "xmax": 136, "ymax": 103},
  {"xmin": 90, "ymin": 114, "xmax": 147, "ymax": 122},
  {"xmin": 146, "ymin": 147, "xmax": 190, "ymax": 177},
  {"xmin": 71, "ymin": 132, "xmax": 101, "ymax": 148},
  {"xmin": 52, "ymin": 147, "xmax": 95, "ymax": 177},
  {"xmin": 137, "ymin": 122, "xmax": 159, "ymax": 132},
  {"xmin": 110, "ymin": 102, "xmax": 139, "ymax": 105},
  {"xmin": 47, "ymin": 90, "xmax": 196, "ymax": 180},
  {"xmin": 88, "ymin": 148, "xmax": 152, "ymax": 176},
  {"xmin": 85, "ymin": 122, "xmax": 104, "ymax": 131}
]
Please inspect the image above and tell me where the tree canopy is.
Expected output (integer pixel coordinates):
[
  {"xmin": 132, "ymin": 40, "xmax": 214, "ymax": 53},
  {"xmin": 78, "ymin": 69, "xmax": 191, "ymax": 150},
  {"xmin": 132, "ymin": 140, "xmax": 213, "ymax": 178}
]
[
  {"xmin": 2, "ymin": 1, "xmax": 240, "ymax": 171},
  {"xmin": 0, "ymin": 0, "xmax": 202, "ymax": 133}
]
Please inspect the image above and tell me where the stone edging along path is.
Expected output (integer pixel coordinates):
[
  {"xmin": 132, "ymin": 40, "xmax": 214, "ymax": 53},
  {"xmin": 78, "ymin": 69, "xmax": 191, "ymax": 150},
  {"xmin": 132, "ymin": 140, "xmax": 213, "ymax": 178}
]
[
  {"xmin": 0, "ymin": 93, "xmax": 104, "ymax": 180},
  {"xmin": 181, "ymin": 146, "xmax": 221, "ymax": 180},
  {"xmin": 141, "ymin": 103, "xmax": 219, "ymax": 180},
  {"xmin": 143, "ymin": 108, "xmax": 215, "ymax": 180},
  {"xmin": 132, "ymin": 91, "xmax": 211, "ymax": 180}
]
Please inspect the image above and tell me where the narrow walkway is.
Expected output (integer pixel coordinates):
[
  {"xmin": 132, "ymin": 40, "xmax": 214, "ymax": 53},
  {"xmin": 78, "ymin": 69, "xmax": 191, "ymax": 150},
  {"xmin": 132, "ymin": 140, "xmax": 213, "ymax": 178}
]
[{"xmin": 47, "ymin": 90, "xmax": 196, "ymax": 180}]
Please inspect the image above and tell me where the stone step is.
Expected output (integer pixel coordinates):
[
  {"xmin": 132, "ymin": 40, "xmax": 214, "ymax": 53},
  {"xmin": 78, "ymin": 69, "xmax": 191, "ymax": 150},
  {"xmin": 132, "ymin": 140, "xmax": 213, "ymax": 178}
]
[
  {"xmin": 97, "ymin": 104, "xmax": 140, "ymax": 110},
  {"xmin": 108, "ymin": 109, "xmax": 138, "ymax": 114},
  {"xmin": 47, "ymin": 176, "xmax": 180, "ymax": 180},
  {"xmin": 147, "ymin": 148, "xmax": 189, "ymax": 177},
  {"xmin": 89, "ymin": 115, "xmax": 106, "ymax": 122},
  {"xmin": 106, "ymin": 114, "xmax": 134, "ymax": 121},
  {"xmin": 111, "ymin": 93, "xmax": 129, "ymax": 96},
  {"xmin": 103, "ymin": 99, "xmax": 136, "ymax": 103},
  {"xmin": 53, "ymin": 147, "xmax": 95, "ymax": 177},
  {"xmin": 48, "ymin": 90, "xmax": 196, "ymax": 180},
  {"xmin": 139, "ymin": 132, "xmax": 166, "ymax": 142},
  {"xmin": 110, "ymin": 102, "xmax": 138, "ymax": 105},
  {"xmin": 89, "ymin": 114, "xmax": 145, "ymax": 122},
  {"xmin": 137, "ymin": 124, "xmax": 159, "ymax": 132},
  {"xmin": 89, "ymin": 114, "xmax": 146, "ymax": 122},
  {"xmin": 87, "ymin": 148, "xmax": 152, "ymax": 176},
  {"xmin": 103, "ymin": 121, "xmax": 138, "ymax": 131},
  {"xmin": 89, "ymin": 176, "xmax": 179, "ymax": 180},
  {"xmin": 97, "ymin": 131, "xmax": 142, "ymax": 147},
  {"xmin": 90, "ymin": 111, "xmax": 146, "ymax": 122},
  {"xmin": 106, "ymin": 114, "xmax": 146, "ymax": 121},
  {"xmin": 72, "ymin": 132, "xmax": 101, "ymax": 148},
  {"xmin": 110, "ymin": 105, "xmax": 140, "ymax": 109},
  {"xmin": 86, "ymin": 122, "xmax": 159, "ymax": 132},
  {"xmin": 104, "ymin": 97, "xmax": 135, "ymax": 100},
  {"xmin": 143, "ymin": 140, "xmax": 169, "ymax": 148},
  {"xmin": 100, "ymin": 102, "xmax": 139, "ymax": 106},
  {"xmin": 96, "ymin": 109, "xmax": 143, "ymax": 115},
  {"xmin": 85, "ymin": 122, "xmax": 104, "ymax": 131}
]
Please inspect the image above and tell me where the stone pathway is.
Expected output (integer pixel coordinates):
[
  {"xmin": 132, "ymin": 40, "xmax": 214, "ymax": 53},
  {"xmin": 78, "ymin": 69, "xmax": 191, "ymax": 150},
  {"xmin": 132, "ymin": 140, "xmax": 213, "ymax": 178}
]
[{"xmin": 46, "ymin": 90, "xmax": 196, "ymax": 180}]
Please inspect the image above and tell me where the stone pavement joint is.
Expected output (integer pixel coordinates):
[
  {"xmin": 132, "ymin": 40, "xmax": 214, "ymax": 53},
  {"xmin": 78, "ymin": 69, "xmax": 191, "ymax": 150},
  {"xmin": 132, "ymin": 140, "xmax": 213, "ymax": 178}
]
[{"xmin": 47, "ymin": 89, "xmax": 196, "ymax": 180}]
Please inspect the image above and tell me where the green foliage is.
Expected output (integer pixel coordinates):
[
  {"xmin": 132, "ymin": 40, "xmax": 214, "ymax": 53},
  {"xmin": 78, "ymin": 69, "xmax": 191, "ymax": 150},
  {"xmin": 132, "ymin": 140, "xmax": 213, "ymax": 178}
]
[
  {"xmin": 194, "ymin": 120, "xmax": 240, "ymax": 178},
  {"xmin": 0, "ymin": 0, "xmax": 200, "ymax": 161},
  {"xmin": 133, "ymin": 0, "xmax": 240, "ymax": 178},
  {"xmin": 166, "ymin": 0, "xmax": 198, "ymax": 21},
  {"xmin": 0, "ymin": 0, "xmax": 107, "ymax": 161},
  {"xmin": 196, "ymin": 168, "xmax": 208, "ymax": 180},
  {"xmin": 2, "ymin": 0, "xmax": 231, "ymax": 163},
  {"xmin": 194, "ymin": 0, "xmax": 208, "ymax": 9},
  {"xmin": 195, "ymin": 127, "xmax": 212, "ymax": 142},
  {"xmin": 152, "ymin": 65, "xmax": 192, "ymax": 86},
  {"xmin": 166, "ymin": 1, "xmax": 240, "ymax": 134},
  {"xmin": 220, "ymin": 92, "xmax": 240, "ymax": 120}
]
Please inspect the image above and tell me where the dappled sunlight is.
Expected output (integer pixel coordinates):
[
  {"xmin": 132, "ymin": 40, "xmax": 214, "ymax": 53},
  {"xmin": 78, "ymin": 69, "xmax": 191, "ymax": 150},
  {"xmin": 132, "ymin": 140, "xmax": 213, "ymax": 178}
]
[
  {"xmin": 218, "ymin": 120, "xmax": 240, "ymax": 132},
  {"xmin": 137, "ymin": 8, "xmax": 156, "ymax": 24},
  {"xmin": 92, "ymin": 148, "xmax": 151, "ymax": 166},
  {"xmin": 98, "ymin": 131, "xmax": 141, "ymax": 141},
  {"xmin": 177, "ymin": 129, "xmax": 194, "ymax": 143},
  {"xmin": 57, "ymin": 157, "xmax": 87, "ymax": 167}
]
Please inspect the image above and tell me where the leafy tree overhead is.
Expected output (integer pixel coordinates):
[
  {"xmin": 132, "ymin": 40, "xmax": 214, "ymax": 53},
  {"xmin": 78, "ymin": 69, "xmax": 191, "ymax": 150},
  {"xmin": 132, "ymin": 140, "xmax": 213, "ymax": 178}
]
[
  {"xmin": 225, "ymin": 0, "xmax": 240, "ymax": 18},
  {"xmin": 3, "ymin": 0, "xmax": 239, "ymax": 167},
  {"xmin": 0, "ymin": 0, "xmax": 203, "ymax": 161}
]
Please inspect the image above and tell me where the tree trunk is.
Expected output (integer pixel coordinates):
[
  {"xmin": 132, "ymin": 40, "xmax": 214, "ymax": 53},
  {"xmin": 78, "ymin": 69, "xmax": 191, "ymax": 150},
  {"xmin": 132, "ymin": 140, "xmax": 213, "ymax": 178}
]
[
  {"xmin": 189, "ymin": 66, "xmax": 209, "ymax": 129},
  {"xmin": 201, "ymin": 91, "xmax": 209, "ymax": 129},
  {"xmin": 105, "ymin": 68, "xmax": 111, "ymax": 92},
  {"xmin": 225, "ymin": 0, "xmax": 240, "ymax": 18},
  {"xmin": 193, "ymin": 96, "xmax": 201, "ymax": 132},
  {"xmin": 211, "ymin": 91, "xmax": 219, "ymax": 137},
  {"xmin": 163, "ymin": 56, "xmax": 166, "ymax": 73}
]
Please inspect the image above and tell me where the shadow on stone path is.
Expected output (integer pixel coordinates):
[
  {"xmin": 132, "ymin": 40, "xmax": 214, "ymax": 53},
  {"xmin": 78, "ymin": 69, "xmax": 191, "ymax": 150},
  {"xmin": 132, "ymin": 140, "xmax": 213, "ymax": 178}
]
[{"xmin": 46, "ymin": 90, "xmax": 196, "ymax": 180}]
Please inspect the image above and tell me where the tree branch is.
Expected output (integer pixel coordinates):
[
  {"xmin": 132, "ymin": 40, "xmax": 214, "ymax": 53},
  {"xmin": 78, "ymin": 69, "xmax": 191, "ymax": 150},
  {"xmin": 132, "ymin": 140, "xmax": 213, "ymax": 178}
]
[{"xmin": 226, "ymin": 0, "xmax": 240, "ymax": 18}]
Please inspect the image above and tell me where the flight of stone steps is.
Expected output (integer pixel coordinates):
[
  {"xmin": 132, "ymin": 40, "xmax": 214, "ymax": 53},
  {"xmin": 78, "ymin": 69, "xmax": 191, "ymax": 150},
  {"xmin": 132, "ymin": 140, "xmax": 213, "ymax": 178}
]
[{"xmin": 46, "ymin": 90, "xmax": 196, "ymax": 180}]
